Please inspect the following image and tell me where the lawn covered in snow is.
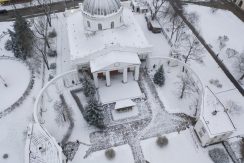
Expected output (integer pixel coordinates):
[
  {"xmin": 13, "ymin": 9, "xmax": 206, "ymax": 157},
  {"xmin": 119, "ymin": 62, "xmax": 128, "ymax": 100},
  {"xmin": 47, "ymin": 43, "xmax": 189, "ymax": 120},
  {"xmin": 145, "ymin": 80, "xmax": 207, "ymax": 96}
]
[
  {"xmin": 184, "ymin": 4, "xmax": 244, "ymax": 84},
  {"xmin": 141, "ymin": 129, "xmax": 230, "ymax": 163},
  {"xmin": 0, "ymin": 58, "xmax": 31, "ymax": 111},
  {"xmin": 72, "ymin": 144, "xmax": 134, "ymax": 163}
]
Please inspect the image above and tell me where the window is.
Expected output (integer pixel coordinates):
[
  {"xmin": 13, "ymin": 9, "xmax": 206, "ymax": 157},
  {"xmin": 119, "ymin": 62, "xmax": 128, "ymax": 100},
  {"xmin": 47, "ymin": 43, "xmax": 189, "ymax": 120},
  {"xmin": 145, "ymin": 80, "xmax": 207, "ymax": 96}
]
[
  {"xmin": 120, "ymin": 16, "xmax": 122, "ymax": 23},
  {"xmin": 98, "ymin": 23, "xmax": 102, "ymax": 30},
  {"xmin": 111, "ymin": 21, "xmax": 114, "ymax": 29},
  {"xmin": 87, "ymin": 21, "xmax": 90, "ymax": 28}
]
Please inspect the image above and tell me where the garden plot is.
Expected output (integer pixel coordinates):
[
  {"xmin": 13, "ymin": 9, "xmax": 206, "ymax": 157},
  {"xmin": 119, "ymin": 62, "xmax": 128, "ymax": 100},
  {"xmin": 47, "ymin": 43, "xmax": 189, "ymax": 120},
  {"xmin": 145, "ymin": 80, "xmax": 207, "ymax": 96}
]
[
  {"xmin": 0, "ymin": 58, "xmax": 31, "ymax": 111},
  {"xmin": 184, "ymin": 4, "xmax": 244, "ymax": 85},
  {"xmin": 141, "ymin": 130, "xmax": 229, "ymax": 163},
  {"xmin": 72, "ymin": 144, "xmax": 134, "ymax": 163},
  {"xmin": 0, "ymin": 21, "xmax": 14, "ymax": 57}
]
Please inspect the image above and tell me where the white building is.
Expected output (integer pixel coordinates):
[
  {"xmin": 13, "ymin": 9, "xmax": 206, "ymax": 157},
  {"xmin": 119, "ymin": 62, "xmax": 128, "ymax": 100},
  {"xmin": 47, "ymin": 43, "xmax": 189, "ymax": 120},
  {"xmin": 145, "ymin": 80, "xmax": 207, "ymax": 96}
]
[
  {"xmin": 63, "ymin": 0, "xmax": 152, "ymax": 89},
  {"xmin": 130, "ymin": 0, "xmax": 149, "ymax": 13},
  {"xmin": 194, "ymin": 87, "xmax": 235, "ymax": 146}
]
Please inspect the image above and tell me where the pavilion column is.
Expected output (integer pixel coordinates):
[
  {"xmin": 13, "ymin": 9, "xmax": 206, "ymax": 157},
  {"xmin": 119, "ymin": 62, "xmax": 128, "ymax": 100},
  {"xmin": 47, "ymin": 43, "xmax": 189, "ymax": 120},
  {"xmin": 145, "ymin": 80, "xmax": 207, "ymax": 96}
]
[
  {"xmin": 134, "ymin": 65, "xmax": 140, "ymax": 81},
  {"xmin": 106, "ymin": 71, "xmax": 111, "ymax": 86},
  {"xmin": 123, "ymin": 67, "xmax": 128, "ymax": 83},
  {"xmin": 93, "ymin": 72, "xmax": 99, "ymax": 88}
]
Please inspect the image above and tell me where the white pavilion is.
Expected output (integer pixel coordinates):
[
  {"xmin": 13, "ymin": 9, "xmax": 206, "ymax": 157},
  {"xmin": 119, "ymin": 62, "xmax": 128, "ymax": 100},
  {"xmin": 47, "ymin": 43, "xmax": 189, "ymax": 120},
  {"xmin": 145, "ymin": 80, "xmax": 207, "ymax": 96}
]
[{"xmin": 63, "ymin": 0, "xmax": 152, "ymax": 91}]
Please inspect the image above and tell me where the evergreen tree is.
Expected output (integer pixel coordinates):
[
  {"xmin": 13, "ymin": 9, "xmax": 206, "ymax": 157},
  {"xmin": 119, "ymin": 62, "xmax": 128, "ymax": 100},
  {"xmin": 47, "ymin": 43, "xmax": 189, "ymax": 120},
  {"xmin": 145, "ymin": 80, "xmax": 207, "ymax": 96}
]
[
  {"xmin": 8, "ymin": 14, "xmax": 34, "ymax": 60},
  {"xmin": 153, "ymin": 65, "xmax": 165, "ymax": 86},
  {"xmin": 84, "ymin": 97, "xmax": 104, "ymax": 128},
  {"xmin": 83, "ymin": 74, "xmax": 96, "ymax": 97}
]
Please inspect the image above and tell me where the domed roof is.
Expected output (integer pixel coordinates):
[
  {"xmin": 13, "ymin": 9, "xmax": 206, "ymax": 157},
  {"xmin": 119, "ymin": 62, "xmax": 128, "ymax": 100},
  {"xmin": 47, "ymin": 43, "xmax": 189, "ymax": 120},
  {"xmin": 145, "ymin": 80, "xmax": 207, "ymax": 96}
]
[{"xmin": 82, "ymin": 0, "xmax": 122, "ymax": 16}]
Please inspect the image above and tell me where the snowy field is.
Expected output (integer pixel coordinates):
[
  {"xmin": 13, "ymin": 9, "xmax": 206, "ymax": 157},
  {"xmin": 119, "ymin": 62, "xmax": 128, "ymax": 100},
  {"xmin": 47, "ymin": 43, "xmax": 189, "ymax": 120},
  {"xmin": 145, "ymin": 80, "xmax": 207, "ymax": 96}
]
[
  {"xmin": 147, "ymin": 58, "xmax": 201, "ymax": 117},
  {"xmin": 0, "ymin": 21, "xmax": 13, "ymax": 57},
  {"xmin": 141, "ymin": 129, "xmax": 230, "ymax": 163},
  {"xmin": 72, "ymin": 144, "xmax": 134, "ymax": 163},
  {"xmin": 184, "ymin": 4, "xmax": 244, "ymax": 85},
  {"xmin": 0, "ymin": 58, "xmax": 31, "ymax": 111},
  {"xmin": 0, "ymin": 71, "xmax": 42, "ymax": 163}
]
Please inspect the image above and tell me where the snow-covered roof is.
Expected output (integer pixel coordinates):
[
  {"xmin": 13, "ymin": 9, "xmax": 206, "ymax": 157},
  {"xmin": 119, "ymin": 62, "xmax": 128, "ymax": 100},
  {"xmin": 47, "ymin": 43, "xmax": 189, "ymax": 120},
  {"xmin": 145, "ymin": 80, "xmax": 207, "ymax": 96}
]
[
  {"xmin": 82, "ymin": 0, "xmax": 122, "ymax": 16},
  {"xmin": 90, "ymin": 51, "xmax": 141, "ymax": 72},
  {"xmin": 115, "ymin": 99, "xmax": 136, "ymax": 110},
  {"xmin": 202, "ymin": 87, "xmax": 235, "ymax": 136},
  {"xmin": 65, "ymin": 7, "xmax": 152, "ymax": 62},
  {"xmin": 131, "ymin": 0, "xmax": 148, "ymax": 8},
  {"xmin": 25, "ymin": 123, "xmax": 63, "ymax": 163}
]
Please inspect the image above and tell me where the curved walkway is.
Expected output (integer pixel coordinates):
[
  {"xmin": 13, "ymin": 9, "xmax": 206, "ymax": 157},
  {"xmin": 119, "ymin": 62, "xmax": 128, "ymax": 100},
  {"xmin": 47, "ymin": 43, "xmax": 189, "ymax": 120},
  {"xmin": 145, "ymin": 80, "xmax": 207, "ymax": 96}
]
[{"xmin": 0, "ymin": 56, "xmax": 34, "ymax": 119}]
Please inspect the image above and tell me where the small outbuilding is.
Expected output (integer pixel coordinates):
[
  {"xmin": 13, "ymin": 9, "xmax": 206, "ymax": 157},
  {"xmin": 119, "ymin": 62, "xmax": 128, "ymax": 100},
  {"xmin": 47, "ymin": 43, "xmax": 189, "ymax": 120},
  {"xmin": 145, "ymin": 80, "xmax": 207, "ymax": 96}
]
[
  {"xmin": 194, "ymin": 87, "xmax": 235, "ymax": 146},
  {"xmin": 131, "ymin": 0, "xmax": 149, "ymax": 13}
]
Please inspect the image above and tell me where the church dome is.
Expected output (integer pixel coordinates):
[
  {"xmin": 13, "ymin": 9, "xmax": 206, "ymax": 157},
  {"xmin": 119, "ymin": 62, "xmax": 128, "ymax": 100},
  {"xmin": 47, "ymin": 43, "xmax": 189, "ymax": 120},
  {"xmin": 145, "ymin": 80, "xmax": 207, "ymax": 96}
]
[{"xmin": 82, "ymin": 0, "xmax": 122, "ymax": 16}]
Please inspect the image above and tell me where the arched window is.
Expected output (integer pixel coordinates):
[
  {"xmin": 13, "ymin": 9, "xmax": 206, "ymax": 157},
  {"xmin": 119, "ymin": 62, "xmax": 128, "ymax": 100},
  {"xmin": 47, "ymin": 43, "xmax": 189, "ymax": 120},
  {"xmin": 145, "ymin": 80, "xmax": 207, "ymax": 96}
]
[
  {"xmin": 239, "ymin": 0, "xmax": 243, "ymax": 7},
  {"xmin": 98, "ymin": 23, "xmax": 102, "ymax": 30},
  {"xmin": 87, "ymin": 21, "xmax": 90, "ymax": 28},
  {"xmin": 111, "ymin": 21, "xmax": 114, "ymax": 29}
]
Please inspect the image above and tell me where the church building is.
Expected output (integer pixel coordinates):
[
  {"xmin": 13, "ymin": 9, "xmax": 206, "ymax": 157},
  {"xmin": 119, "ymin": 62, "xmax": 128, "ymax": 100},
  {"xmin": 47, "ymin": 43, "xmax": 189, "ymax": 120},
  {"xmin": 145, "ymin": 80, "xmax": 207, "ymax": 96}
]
[{"xmin": 63, "ymin": 0, "xmax": 152, "ymax": 89}]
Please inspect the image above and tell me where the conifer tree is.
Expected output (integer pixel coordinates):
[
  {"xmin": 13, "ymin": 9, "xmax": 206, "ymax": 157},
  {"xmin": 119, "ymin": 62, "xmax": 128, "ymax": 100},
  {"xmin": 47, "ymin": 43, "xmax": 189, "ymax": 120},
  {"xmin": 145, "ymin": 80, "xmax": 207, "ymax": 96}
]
[
  {"xmin": 153, "ymin": 65, "xmax": 165, "ymax": 86},
  {"xmin": 83, "ymin": 74, "xmax": 96, "ymax": 97},
  {"xmin": 8, "ymin": 14, "xmax": 34, "ymax": 60},
  {"xmin": 84, "ymin": 97, "xmax": 104, "ymax": 128}
]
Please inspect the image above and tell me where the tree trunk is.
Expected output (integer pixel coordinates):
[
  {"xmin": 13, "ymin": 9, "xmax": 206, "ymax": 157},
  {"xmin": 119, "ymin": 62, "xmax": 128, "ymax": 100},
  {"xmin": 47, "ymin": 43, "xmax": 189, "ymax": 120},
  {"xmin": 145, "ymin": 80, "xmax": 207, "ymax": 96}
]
[
  {"xmin": 240, "ymin": 73, "xmax": 244, "ymax": 80},
  {"xmin": 180, "ymin": 84, "xmax": 185, "ymax": 99}
]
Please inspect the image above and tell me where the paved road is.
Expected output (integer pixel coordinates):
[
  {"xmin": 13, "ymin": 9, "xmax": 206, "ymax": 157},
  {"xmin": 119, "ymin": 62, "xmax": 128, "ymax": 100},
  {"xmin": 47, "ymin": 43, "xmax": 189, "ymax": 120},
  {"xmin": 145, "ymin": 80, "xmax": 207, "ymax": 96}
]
[{"xmin": 0, "ymin": 0, "xmax": 83, "ymax": 22}]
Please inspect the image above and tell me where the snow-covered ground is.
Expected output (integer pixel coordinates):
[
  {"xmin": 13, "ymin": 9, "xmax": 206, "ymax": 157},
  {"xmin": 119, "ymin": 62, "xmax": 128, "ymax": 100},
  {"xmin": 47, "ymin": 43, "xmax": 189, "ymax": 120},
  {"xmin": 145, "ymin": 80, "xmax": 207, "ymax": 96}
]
[
  {"xmin": 141, "ymin": 129, "xmax": 231, "ymax": 163},
  {"xmin": 0, "ymin": 21, "xmax": 13, "ymax": 57},
  {"xmin": 98, "ymin": 73, "xmax": 142, "ymax": 104},
  {"xmin": 0, "ymin": 70, "xmax": 42, "ymax": 163},
  {"xmin": 135, "ymin": 9, "xmax": 244, "ymax": 137},
  {"xmin": 72, "ymin": 144, "xmax": 134, "ymax": 163},
  {"xmin": 184, "ymin": 4, "xmax": 244, "ymax": 85},
  {"xmin": 0, "ymin": 58, "xmax": 31, "ymax": 111},
  {"xmin": 147, "ymin": 58, "xmax": 202, "ymax": 117}
]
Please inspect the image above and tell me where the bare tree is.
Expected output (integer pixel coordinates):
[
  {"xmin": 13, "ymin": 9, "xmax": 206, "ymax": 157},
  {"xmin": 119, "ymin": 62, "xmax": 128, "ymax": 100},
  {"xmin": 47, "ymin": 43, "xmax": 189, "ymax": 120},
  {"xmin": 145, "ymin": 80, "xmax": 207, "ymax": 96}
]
[
  {"xmin": 36, "ymin": 0, "xmax": 53, "ymax": 27},
  {"xmin": 33, "ymin": 17, "xmax": 50, "ymax": 48},
  {"xmin": 33, "ymin": 39, "xmax": 50, "ymax": 70},
  {"xmin": 54, "ymin": 95, "xmax": 73, "ymax": 126},
  {"xmin": 226, "ymin": 100, "xmax": 243, "ymax": 115},
  {"xmin": 179, "ymin": 34, "xmax": 204, "ymax": 71},
  {"xmin": 31, "ymin": 17, "xmax": 51, "ymax": 69},
  {"xmin": 149, "ymin": 0, "xmax": 166, "ymax": 20},
  {"xmin": 234, "ymin": 52, "xmax": 244, "ymax": 81},
  {"xmin": 226, "ymin": 48, "xmax": 239, "ymax": 58},
  {"xmin": 216, "ymin": 35, "xmax": 229, "ymax": 57},
  {"xmin": 177, "ymin": 72, "xmax": 199, "ymax": 99}
]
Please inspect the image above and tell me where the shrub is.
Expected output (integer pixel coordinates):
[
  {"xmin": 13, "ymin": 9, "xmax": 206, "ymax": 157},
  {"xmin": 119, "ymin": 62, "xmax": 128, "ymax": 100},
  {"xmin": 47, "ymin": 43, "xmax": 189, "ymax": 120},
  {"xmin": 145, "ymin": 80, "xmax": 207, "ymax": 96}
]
[
  {"xmin": 50, "ymin": 63, "xmax": 56, "ymax": 69},
  {"xmin": 3, "ymin": 154, "xmax": 8, "ymax": 159},
  {"xmin": 156, "ymin": 136, "xmax": 168, "ymax": 147},
  {"xmin": 153, "ymin": 65, "xmax": 165, "ymax": 86},
  {"xmin": 48, "ymin": 29, "xmax": 57, "ymax": 38},
  {"xmin": 48, "ymin": 74, "xmax": 54, "ymax": 81},
  {"xmin": 105, "ymin": 148, "xmax": 115, "ymax": 160},
  {"xmin": 48, "ymin": 50, "xmax": 57, "ymax": 57},
  {"xmin": 208, "ymin": 148, "xmax": 229, "ymax": 163},
  {"xmin": 5, "ymin": 40, "xmax": 12, "ymax": 51}
]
